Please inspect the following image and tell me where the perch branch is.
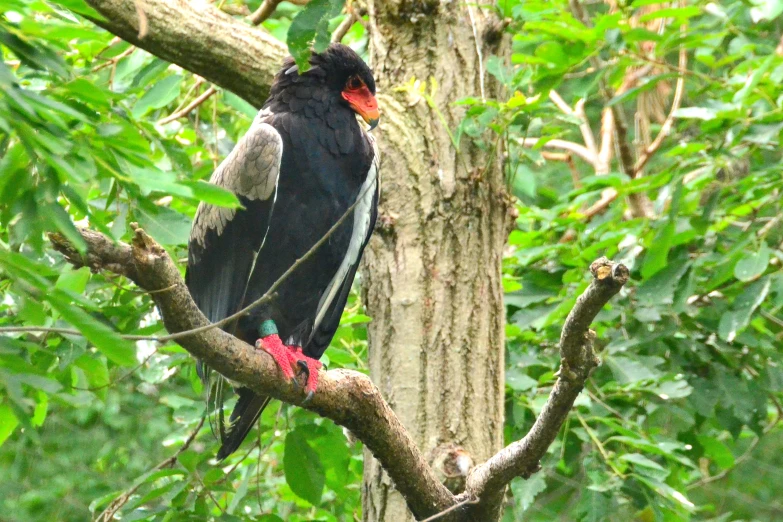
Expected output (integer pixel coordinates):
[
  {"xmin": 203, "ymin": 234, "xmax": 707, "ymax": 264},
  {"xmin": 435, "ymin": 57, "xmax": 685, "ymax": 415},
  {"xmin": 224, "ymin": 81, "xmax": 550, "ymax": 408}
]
[
  {"xmin": 50, "ymin": 226, "xmax": 456, "ymax": 520},
  {"xmin": 49, "ymin": 226, "xmax": 626, "ymax": 521}
]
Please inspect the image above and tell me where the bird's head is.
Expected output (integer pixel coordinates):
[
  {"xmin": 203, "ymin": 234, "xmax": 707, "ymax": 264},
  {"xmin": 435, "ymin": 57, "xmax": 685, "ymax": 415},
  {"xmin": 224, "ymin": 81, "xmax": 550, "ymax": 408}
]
[{"xmin": 272, "ymin": 44, "xmax": 380, "ymax": 130}]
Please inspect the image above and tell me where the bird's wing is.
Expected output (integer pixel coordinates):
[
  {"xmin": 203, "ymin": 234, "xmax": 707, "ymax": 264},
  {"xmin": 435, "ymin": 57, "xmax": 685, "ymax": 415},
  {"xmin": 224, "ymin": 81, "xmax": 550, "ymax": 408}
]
[
  {"xmin": 306, "ymin": 133, "xmax": 380, "ymax": 357},
  {"xmin": 186, "ymin": 109, "xmax": 282, "ymax": 328}
]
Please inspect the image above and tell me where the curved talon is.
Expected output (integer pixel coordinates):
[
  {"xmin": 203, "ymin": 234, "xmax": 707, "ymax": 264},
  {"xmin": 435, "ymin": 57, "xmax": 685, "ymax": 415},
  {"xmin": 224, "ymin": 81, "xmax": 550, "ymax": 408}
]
[
  {"xmin": 304, "ymin": 390, "xmax": 315, "ymax": 403},
  {"xmin": 297, "ymin": 359, "xmax": 310, "ymax": 379}
]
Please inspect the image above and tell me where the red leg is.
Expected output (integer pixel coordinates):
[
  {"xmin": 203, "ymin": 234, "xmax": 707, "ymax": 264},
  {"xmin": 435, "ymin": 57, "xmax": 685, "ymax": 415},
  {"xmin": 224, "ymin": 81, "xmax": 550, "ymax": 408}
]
[
  {"xmin": 255, "ymin": 334, "xmax": 322, "ymax": 400},
  {"xmin": 255, "ymin": 334, "xmax": 296, "ymax": 381},
  {"xmin": 290, "ymin": 347, "xmax": 323, "ymax": 399}
]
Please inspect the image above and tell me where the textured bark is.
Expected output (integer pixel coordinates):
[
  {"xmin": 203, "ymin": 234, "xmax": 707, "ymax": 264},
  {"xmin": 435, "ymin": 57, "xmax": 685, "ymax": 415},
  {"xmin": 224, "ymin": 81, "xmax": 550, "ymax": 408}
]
[
  {"xmin": 361, "ymin": 3, "xmax": 511, "ymax": 521},
  {"xmin": 86, "ymin": 0, "xmax": 285, "ymax": 107},
  {"xmin": 66, "ymin": 2, "xmax": 631, "ymax": 520}
]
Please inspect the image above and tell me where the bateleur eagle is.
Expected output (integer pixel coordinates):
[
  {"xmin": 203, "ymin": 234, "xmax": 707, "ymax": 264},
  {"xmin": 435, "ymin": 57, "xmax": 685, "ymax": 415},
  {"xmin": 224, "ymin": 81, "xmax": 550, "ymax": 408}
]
[{"xmin": 186, "ymin": 44, "xmax": 380, "ymax": 460}]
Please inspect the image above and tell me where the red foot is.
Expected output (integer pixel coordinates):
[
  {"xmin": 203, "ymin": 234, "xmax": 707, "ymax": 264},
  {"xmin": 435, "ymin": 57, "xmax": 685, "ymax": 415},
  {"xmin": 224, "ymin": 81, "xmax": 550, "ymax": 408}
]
[{"xmin": 255, "ymin": 334, "xmax": 322, "ymax": 399}]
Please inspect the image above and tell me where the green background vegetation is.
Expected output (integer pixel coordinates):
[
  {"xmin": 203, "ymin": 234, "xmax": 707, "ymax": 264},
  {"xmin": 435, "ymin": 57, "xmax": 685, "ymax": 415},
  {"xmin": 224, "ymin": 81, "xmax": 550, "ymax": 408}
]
[{"xmin": 1, "ymin": 0, "xmax": 782, "ymax": 520}]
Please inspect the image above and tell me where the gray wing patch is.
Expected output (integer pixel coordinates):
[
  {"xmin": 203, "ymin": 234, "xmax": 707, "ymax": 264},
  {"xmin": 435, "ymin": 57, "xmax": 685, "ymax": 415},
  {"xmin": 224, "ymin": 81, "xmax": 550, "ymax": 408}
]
[{"xmin": 190, "ymin": 112, "xmax": 282, "ymax": 247}]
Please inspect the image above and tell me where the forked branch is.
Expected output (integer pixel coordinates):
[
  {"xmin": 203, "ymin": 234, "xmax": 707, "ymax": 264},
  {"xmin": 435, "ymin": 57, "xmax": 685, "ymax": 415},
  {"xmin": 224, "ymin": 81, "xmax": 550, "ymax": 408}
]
[{"xmin": 49, "ymin": 228, "xmax": 627, "ymax": 521}]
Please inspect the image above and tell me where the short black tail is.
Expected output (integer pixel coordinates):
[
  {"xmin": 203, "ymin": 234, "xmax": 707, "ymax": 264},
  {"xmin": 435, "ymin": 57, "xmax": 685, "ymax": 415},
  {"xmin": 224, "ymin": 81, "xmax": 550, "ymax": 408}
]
[{"xmin": 216, "ymin": 388, "xmax": 272, "ymax": 460}]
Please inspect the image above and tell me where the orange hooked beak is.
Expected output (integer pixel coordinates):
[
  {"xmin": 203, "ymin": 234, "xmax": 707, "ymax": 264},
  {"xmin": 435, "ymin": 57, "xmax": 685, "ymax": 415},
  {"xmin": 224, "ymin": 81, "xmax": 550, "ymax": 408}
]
[{"xmin": 342, "ymin": 86, "xmax": 380, "ymax": 130}]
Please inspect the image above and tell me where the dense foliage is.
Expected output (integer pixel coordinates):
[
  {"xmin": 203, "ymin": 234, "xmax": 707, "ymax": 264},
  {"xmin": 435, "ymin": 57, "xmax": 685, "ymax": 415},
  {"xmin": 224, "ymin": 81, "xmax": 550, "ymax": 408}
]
[{"xmin": 0, "ymin": 0, "xmax": 781, "ymax": 521}]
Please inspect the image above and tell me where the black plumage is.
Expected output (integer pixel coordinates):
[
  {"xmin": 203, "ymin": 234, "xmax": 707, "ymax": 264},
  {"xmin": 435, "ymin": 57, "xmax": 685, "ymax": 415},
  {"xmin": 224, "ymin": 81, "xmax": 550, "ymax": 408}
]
[{"xmin": 186, "ymin": 44, "xmax": 380, "ymax": 459}]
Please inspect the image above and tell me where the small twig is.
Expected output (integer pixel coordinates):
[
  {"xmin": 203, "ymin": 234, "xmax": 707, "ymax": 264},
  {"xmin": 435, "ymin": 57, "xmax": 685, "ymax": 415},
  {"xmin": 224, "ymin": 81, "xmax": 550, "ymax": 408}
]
[
  {"xmin": 158, "ymin": 86, "xmax": 218, "ymax": 125},
  {"xmin": 331, "ymin": 13, "xmax": 358, "ymax": 43},
  {"xmin": 71, "ymin": 348, "xmax": 159, "ymax": 392},
  {"xmin": 97, "ymin": 416, "xmax": 205, "ymax": 521},
  {"xmin": 582, "ymin": 188, "xmax": 618, "ymax": 219},
  {"xmin": 576, "ymin": 412, "xmax": 625, "ymax": 478},
  {"xmin": 596, "ymin": 107, "xmax": 615, "ymax": 175},
  {"xmin": 91, "ymin": 45, "xmax": 135, "ymax": 73},
  {"xmin": 633, "ymin": 44, "xmax": 687, "ymax": 175},
  {"xmin": 420, "ymin": 497, "xmax": 480, "ymax": 522},
  {"xmin": 574, "ymin": 99, "xmax": 597, "ymax": 157}
]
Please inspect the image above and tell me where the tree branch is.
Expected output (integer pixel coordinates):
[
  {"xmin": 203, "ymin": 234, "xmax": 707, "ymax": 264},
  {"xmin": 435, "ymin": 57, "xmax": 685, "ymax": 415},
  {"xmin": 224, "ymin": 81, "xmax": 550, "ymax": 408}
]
[
  {"xmin": 85, "ymin": 0, "xmax": 286, "ymax": 108},
  {"xmin": 460, "ymin": 258, "xmax": 629, "ymax": 520},
  {"xmin": 50, "ymin": 226, "xmax": 456, "ymax": 520},
  {"xmin": 517, "ymin": 137, "xmax": 596, "ymax": 166},
  {"xmin": 48, "ymin": 226, "xmax": 626, "ymax": 521}
]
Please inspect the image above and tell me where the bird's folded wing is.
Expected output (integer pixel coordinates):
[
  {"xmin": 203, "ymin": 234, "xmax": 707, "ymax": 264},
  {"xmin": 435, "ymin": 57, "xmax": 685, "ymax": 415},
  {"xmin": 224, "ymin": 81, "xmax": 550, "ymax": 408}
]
[{"xmin": 186, "ymin": 110, "xmax": 283, "ymax": 326}]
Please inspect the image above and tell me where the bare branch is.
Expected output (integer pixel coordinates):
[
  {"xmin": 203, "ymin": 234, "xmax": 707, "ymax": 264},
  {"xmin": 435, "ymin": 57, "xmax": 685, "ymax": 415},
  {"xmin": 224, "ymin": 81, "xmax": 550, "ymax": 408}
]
[
  {"xmin": 249, "ymin": 0, "xmax": 282, "ymax": 25},
  {"xmin": 331, "ymin": 12, "xmax": 358, "ymax": 43},
  {"xmin": 593, "ymin": 113, "xmax": 614, "ymax": 178},
  {"xmin": 549, "ymin": 91, "xmax": 597, "ymax": 159},
  {"xmin": 574, "ymin": 98, "xmax": 597, "ymax": 157},
  {"xmin": 85, "ymin": 0, "xmax": 286, "ymax": 108},
  {"xmin": 461, "ymin": 258, "xmax": 629, "ymax": 520},
  {"xmin": 158, "ymin": 85, "xmax": 218, "ymax": 125},
  {"xmin": 634, "ymin": 42, "xmax": 687, "ymax": 175},
  {"xmin": 517, "ymin": 137, "xmax": 596, "ymax": 166}
]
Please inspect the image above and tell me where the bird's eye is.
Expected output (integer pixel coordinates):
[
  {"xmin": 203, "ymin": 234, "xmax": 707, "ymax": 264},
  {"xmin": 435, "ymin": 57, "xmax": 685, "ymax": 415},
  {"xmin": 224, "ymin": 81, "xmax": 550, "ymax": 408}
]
[{"xmin": 347, "ymin": 76, "xmax": 363, "ymax": 90}]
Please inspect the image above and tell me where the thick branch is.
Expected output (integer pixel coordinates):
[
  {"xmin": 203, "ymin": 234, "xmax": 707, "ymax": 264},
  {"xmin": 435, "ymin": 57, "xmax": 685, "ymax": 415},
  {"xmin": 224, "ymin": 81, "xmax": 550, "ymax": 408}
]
[
  {"xmin": 50, "ymin": 228, "xmax": 626, "ymax": 521},
  {"xmin": 50, "ymin": 227, "xmax": 455, "ymax": 520},
  {"xmin": 85, "ymin": 0, "xmax": 286, "ymax": 108},
  {"xmin": 461, "ymin": 257, "xmax": 629, "ymax": 520}
]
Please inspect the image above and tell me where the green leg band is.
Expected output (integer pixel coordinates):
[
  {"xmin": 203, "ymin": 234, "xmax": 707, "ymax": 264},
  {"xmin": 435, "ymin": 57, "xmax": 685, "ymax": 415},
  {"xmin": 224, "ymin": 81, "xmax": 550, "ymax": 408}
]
[{"xmin": 258, "ymin": 319, "xmax": 278, "ymax": 338}]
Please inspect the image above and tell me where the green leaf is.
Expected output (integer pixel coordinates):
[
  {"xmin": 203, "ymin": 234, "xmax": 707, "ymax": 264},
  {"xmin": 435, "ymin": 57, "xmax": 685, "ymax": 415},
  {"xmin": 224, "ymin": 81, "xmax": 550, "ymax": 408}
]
[
  {"xmin": 605, "ymin": 355, "xmax": 663, "ymax": 385},
  {"xmin": 45, "ymin": 202, "xmax": 87, "ymax": 255},
  {"xmin": 511, "ymin": 474, "xmax": 547, "ymax": 512},
  {"xmin": 46, "ymin": 289, "xmax": 137, "ymax": 366},
  {"xmin": 55, "ymin": 266, "xmax": 91, "ymax": 294},
  {"xmin": 696, "ymin": 435, "xmax": 735, "ymax": 469},
  {"xmin": 734, "ymin": 243, "xmax": 770, "ymax": 282},
  {"xmin": 131, "ymin": 75, "xmax": 182, "ymax": 118},
  {"xmin": 638, "ymin": 5, "xmax": 702, "ymax": 21},
  {"xmin": 0, "ymin": 403, "xmax": 19, "ymax": 448},
  {"xmin": 750, "ymin": 0, "xmax": 783, "ymax": 22},
  {"xmin": 641, "ymin": 179, "xmax": 682, "ymax": 279},
  {"xmin": 619, "ymin": 453, "xmax": 665, "ymax": 471},
  {"xmin": 31, "ymin": 391, "xmax": 48, "ymax": 427},
  {"xmin": 182, "ymin": 180, "xmax": 242, "ymax": 208},
  {"xmin": 733, "ymin": 55, "xmax": 776, "ymax": 103},
  {"xmin": 284, "ymin": 428, "xmax": 325, "ymax": 505},
  {"xmin": 718, "ymin": 277, "xmax": 771, "ymax": 342},
  {"xmin": 75, "ymin": 355, "xmax": 111, "ymax": 400},
  {"xmin": 134, "ymin": 205, "xmax": 192, "ymax": 246},
  {"xmin": 286, "ymin": 0, "xmax": 344, "ymax": 70}
]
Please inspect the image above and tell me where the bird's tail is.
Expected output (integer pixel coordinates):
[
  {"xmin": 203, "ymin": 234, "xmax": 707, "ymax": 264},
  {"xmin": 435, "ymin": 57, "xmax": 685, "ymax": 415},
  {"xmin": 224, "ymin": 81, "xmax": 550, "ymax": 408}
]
[{"xmin": 216, "ymin": 387, "xmax": 272, "ymax": 460}]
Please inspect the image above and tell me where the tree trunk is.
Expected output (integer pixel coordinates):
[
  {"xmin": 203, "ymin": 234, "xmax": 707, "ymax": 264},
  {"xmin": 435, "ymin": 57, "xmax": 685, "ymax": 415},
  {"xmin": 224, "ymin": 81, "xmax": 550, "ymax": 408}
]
[{"xmin": 362, "ymin": 3, "xmax": 510, "ymax": 520}]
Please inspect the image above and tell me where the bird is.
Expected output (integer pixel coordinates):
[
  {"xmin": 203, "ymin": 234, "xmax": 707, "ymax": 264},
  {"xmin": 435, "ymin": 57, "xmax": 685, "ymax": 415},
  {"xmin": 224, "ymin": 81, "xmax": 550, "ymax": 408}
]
[{"xmin": 185, "ymin": 43, "xmax": 380, "ymax": 460}]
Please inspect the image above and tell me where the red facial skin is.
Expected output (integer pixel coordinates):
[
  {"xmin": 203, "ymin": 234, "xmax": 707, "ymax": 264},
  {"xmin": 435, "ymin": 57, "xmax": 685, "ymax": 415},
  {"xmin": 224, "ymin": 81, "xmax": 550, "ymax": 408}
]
[{"xmin": 342, "ymin": 83, "xmax": 380, "ymax": 129}]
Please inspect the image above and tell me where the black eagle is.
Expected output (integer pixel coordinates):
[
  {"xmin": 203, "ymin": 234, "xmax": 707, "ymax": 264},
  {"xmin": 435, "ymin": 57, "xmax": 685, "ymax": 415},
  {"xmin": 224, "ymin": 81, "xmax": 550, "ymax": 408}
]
[{"xmin": 186, "ymin": 44, "xmax": 380, "ymax": 459}]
